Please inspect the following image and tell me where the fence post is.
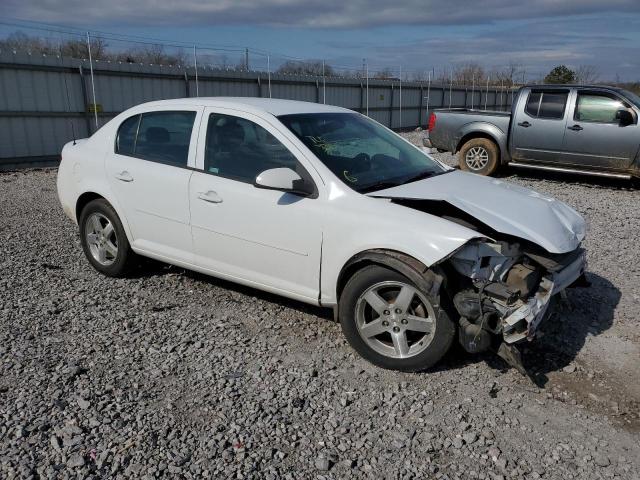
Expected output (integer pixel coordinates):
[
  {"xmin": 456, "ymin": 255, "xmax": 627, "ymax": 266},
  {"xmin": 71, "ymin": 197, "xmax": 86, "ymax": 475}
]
[
  {"xmin": 184, "ymin": 71, "xmax": 190, "ymax": 97},
  {"xmin": 193, "ymin": 45, "xmax": 199, "ymax": 97},
  {"xmin": 418, "ymin": 83, "xmax": 424, "ymax": 128},
  {"xmin": 77, "ymin": 65, "xmax": 92, "ymax": 136},
  {"xmin": 399, "ymin": 66, "xmax": 402, "ymax": 128},
  {"xmin": 86, "ymin": 32, "xmax": 98, "ymax": 130},
  {"xmin": 389, "ymin": 83, "xmax": 394, "ymax": 128}
]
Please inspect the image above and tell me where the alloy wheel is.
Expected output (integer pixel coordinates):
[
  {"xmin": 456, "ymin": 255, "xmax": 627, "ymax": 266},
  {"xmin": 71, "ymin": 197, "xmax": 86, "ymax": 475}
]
[
  {"xmin": 355, "ymin": 281, "xmax": 436, "ymax": 359},
  {"xmin": 85, "ymin": 213, "xmax": 118, "ymax": 266}
]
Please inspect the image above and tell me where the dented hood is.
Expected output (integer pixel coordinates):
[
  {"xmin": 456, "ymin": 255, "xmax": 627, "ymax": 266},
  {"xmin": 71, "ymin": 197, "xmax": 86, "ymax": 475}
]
[{"xmin": 368, "ymin": 171, "xmax": 586, "ymax": 254}]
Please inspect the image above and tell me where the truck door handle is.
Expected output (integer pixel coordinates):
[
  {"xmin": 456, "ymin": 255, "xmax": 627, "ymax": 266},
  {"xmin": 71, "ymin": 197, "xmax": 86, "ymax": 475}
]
[
  {"xmin": 197, "ymin": 191, "xmax": 223, "ymax": 203},
  {"xmin": 517, "ymin": 121, "xmax": 531, "ymax": 128},
  {"xmin": 115, "ymin": 171, "xmax": 133, "ymax": 182},
  {"xmin": 567, "ymin": 124, "xmax": 584, "ymax": 131}
]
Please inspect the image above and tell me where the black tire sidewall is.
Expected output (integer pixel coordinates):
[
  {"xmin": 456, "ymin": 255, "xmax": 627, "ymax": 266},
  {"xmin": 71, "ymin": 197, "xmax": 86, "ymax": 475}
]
[
  {"xmin": 78, "ymin": 199, "xmax": 134, "ymax": 277},
  {"xmin": 459, "ymin": 138, "xmax": 499, "ymax": 176},
  {"xmin": 339, "ymin": 265, "xmax": 455, "ymax": 372}
]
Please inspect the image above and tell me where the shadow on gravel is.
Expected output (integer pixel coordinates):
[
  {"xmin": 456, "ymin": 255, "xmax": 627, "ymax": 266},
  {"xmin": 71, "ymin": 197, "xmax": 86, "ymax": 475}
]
[
  {"xmin": 133, "ymin": 262, "xmax": 619, "ymax": 386},
  {"xmin": 134, "ymin": 260, "xmax": 334, "ymax": 320},
  {"xmin": 495, "ymin": 166, "xmax": 638, "ymax": 190},
  {"xmin": 435, "ymin": 272, "xmax": 620, "ymax": 386}
]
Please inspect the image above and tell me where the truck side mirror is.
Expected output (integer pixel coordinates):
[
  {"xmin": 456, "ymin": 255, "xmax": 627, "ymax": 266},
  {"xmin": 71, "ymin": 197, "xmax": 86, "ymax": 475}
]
[{"xmin": 615, "ymin": 109, "xmax": 634, "ymax": 126}]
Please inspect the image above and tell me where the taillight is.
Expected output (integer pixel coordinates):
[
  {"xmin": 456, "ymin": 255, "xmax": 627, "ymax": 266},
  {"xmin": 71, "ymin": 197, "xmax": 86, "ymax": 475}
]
[{"xmin": 428, "ymin": 112, "xmax": 436, "ymax": 131}]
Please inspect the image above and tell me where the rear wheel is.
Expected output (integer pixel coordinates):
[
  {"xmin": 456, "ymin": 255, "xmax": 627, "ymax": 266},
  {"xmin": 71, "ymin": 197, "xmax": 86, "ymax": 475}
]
[
  {"xmin": 79, "ymin": 199, "xmax": 137, "ymax": 277},
  {"xmin": 339, "ymin": 265, "xmax": 455, "ymax": 372},
  {"xmin": 458, "ymin": 138, "xmax": 499, "ymax": 176}
]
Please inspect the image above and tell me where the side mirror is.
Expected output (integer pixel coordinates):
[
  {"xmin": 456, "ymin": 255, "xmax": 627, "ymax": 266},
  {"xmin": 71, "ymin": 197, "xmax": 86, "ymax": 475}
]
[
  {"xmin": 254, "ymin": 167, "xmax": 314, "ymax": 197},
  {"xmin": 615, "ymin": 109, "xmax": 634, "ymax": 126}
]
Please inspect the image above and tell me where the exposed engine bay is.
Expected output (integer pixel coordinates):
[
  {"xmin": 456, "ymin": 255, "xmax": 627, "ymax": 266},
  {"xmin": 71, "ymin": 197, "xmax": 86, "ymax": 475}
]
[
  {"xmin": 445, "ymin": 239, "xmax": 587, "ymax": 348},
  {"xmin": 390, "ymin": 198, "xmax": 589, "ymax": 370}
]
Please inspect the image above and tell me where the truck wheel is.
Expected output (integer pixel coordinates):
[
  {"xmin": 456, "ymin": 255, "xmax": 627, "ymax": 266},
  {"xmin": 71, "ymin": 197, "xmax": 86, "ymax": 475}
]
[
  {"xmin": 339, "ymin": 265, "xmax": 455, "ymax": 372},
  {"xmin": 458, "ymin": 138, "xmax": 499, "ymax": 176}
]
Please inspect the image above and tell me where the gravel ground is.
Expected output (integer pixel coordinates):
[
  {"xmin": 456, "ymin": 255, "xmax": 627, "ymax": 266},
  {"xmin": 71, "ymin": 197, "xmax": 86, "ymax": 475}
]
[{"xmin": 1, "ymin": 148, "xmax": 639, "ymax": 479}]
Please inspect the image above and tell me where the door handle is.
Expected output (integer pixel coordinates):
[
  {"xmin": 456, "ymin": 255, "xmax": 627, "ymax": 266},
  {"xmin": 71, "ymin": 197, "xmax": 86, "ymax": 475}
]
[
  {"xmin": 567, "ymin": 124, "xmax": 584, "ymax": 131},
  {"xmin": 115, "ymin": 171, "xmax": 133, "ymax": 182},
  {"xmin": 517, "ymin": 121, "xmax": 531, "ymax": 128},
  {"xmin": 197, "ymin": 191, "xmax": 223, "ymax": 203}
]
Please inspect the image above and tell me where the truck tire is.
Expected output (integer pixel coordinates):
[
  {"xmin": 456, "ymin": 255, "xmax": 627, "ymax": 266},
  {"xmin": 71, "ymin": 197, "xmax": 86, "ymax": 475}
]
[{"xmin": 458, "ymin": 138, "xmax": 499, "ymax": 176}]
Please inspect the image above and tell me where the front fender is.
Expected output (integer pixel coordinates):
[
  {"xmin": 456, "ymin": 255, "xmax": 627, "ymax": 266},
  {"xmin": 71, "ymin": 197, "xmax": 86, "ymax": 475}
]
[{"xmin": 319, "ymin": 196, "xmax": 484, "ymax": 305}]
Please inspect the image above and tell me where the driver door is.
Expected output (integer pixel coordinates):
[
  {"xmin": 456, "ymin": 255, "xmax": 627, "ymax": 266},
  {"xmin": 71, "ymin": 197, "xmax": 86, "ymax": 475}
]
[{"xmin": 189, "ymin": 107, "xmax": 324, "ymax": 303}]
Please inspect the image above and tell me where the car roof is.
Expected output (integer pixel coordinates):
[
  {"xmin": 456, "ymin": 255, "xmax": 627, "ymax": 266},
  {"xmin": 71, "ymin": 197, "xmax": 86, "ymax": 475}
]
[
  {"xmin": 139, "ymin": 97, "xmax": 353, "ymax": 116},
  {"xmin": 523, "ymin": 84, "xmax": 618, "ymax": 90}
]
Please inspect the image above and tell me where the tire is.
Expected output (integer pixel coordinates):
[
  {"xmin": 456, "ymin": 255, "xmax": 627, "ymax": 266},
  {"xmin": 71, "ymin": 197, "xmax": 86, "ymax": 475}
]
[
  {"xmin": 78, "ymin": 198, "xmax": 137, "ymax": 277},
  {"xmin": 339, "ymin": 265, "xmax": 455, "ymax": 372},
  {"xmin": 458, "ymin": 138, "xmax": 500, "ymax": 176}
]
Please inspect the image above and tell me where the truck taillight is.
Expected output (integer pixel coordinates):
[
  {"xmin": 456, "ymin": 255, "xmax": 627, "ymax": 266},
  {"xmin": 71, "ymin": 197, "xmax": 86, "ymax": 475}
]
[{"xmin": 428, "ymin": 112, "xmax": 436, "ymax": 131}]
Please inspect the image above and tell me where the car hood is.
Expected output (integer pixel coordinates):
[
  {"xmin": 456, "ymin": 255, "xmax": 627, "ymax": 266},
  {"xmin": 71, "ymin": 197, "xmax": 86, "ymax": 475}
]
[{"xmin": 368, "ymin": 171, "xmax": 586, "ymax": 254}]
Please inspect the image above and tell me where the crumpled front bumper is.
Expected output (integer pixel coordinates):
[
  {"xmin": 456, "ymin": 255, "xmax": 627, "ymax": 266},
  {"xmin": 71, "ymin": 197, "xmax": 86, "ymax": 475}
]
[{"xmin": 502, "ymin": 250, "xmax": 587, "ymax": 343}]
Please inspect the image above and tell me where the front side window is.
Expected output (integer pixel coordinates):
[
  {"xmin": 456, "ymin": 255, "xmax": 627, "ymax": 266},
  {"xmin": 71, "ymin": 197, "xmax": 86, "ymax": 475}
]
[
  {"xmin": 525, "ymin": 91, "xmax": 568, "ymax": 119},
  {"xmin": 115, "ymin": 111, "xmax": 196, "ymax": 166},
  {"xmin": 278, "ymin": 112, "xmax": 447, "ymax": 193},
  {"xmin": 575, "ymin": 93, "xmax": 625, "ymax": 123},
  {"xmin": 205, "ymin": 114, "xmax": 299, "ymax": 183}
]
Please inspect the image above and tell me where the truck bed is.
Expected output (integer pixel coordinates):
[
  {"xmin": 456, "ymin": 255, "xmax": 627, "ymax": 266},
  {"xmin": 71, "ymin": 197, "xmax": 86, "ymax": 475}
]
[{"xmin": 428, "ymin": 109, "xmax": 511, "ymax": 154}]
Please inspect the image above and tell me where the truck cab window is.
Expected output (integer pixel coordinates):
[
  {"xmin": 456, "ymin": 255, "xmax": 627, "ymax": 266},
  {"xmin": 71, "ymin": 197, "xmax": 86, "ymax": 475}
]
[{"xmin": 525, "ymin": 91, "xmax": 568, "ymax": 119}]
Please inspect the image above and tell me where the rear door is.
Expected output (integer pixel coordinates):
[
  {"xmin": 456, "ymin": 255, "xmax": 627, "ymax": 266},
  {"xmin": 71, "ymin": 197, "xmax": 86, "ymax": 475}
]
[
  {"xmin": 511, "ymin": 88, "xmax": 570, "ymax": 163},
  {"xmin": 560, "ymin": 89, "xmax": 639, "ymax": 170},
  {"xmin": 105, "ymin": 107, "xmax": 202, "ymax": 262}
]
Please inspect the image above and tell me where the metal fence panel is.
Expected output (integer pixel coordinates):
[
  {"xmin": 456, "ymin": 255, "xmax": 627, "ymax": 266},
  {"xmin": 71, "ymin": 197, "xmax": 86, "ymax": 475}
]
[{"xmin": 0, "ymin": 51, "xmax": 515, "ymax": 169}]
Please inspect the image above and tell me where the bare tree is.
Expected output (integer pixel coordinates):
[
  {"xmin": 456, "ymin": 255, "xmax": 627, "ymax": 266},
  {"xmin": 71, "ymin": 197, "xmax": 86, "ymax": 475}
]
[
  {"xmin": 372, "ymin": 67, "xmax": 396, "ymax": 80},
  {"xmin": 575, "ymin": 65, "xmax": 599, "ymax": 84},
  {"xmin": 493, "ymin": 61, "xmax": 523, "ymax": 87},
  {"xmin": 276, "ymin": 60, "xmax": 334, "ymax": 76},
  {"xmin": 453, "ymin": 63, "xmax": 486, "ymax": 86}
]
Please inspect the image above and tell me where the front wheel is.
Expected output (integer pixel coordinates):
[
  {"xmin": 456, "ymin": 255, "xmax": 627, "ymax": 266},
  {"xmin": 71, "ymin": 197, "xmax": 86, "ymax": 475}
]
[
  {"xmin": 458, "ymin": 138, "xmax": 499, "ymax": 176},
  {"xmin": 339, "ymin": 265, "xmax": 455, "ymax": 372}
]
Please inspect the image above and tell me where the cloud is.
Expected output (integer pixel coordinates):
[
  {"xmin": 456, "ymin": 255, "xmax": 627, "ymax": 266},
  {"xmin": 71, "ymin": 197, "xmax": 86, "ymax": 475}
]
[{"xmin": 4, "ymin": 0, "xmax": 640, "ymax": 28}]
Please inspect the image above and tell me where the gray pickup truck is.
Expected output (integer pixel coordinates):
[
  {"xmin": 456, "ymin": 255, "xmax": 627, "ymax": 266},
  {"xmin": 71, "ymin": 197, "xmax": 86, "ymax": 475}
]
[{"xmin": 426, "ymin": 84, "xmax": 640, "ymax": 179}]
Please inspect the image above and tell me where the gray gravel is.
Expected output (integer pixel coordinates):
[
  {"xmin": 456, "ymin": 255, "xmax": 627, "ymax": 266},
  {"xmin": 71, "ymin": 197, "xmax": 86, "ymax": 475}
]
[{"xmin": 1, "ymin": 158, "xmax": 639, "ymax": 479}]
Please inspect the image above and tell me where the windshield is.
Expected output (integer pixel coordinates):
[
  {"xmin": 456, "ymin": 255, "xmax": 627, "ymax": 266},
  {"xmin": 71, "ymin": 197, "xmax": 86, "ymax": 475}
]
[
  {"xmin": 618, "ymin": 89, "xmax": 640, "ymax": 109},
  {"xmin": 278, "ymin": 112, "xmax": 447, "ymax": 192}
]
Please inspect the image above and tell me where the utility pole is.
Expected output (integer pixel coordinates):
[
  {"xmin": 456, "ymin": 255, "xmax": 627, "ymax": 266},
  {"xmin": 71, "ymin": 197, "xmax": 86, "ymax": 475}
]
[{"xmin": 245, "ymin": 48, "xmax": 249, "ymax": 71}]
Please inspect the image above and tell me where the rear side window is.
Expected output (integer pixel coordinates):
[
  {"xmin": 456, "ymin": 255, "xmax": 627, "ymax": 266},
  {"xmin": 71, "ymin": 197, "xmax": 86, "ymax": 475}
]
[
  {"xmin": 575, "ymin": 93, "xmax": 625, "ymax": 123},
  {"xmin": 525, "ymin": 91, "xmax": 568, "ymax": 119},
  {"xmin": 115, "ymin": 111, "xmax": 196, "ymax": 166}
]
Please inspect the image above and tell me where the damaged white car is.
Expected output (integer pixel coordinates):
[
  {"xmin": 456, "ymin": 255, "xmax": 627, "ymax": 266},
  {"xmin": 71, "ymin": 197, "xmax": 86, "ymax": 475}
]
[{"xmin": 57, "ymin": 98, "xmax": 587, "ymax": 373}]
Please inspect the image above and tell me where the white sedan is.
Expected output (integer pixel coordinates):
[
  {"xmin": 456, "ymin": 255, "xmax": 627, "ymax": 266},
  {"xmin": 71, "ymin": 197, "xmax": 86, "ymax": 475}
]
[{"xmin": 57, "ymin": 98, "xmax": 587, "ymax": 372}]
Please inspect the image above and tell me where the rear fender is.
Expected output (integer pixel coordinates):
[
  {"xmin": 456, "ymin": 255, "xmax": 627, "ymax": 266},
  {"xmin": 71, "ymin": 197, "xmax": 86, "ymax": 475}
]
[{"xmin": 456, "ymin": 122, "xmax": 510, "ymax": 163}]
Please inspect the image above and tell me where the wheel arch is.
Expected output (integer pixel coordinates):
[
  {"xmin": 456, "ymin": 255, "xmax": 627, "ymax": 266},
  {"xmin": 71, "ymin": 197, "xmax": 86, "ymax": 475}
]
[
  {"xmin": 336, "ymin": 249, "xmax": 444, "ymax": 304},
  {"xmin": 74, "ymin": 190, "xmax": 134, "ymax": 244},
  {"xmin": 455, "ymin": 123, "xmax": 509, "ymax": 164}
]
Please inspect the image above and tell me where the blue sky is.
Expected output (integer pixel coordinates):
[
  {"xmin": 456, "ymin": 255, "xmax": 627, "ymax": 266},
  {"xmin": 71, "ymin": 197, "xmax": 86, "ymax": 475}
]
[{"xmin": 2, "ymin": 1, "xmax": 640, "ymax": 81}]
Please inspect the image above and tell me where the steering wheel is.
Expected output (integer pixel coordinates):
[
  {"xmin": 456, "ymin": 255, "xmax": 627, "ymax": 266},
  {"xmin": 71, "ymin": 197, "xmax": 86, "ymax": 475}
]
[{"xmin": 351, "ymin": 153, "xmax": 371, "ymax": 174}]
